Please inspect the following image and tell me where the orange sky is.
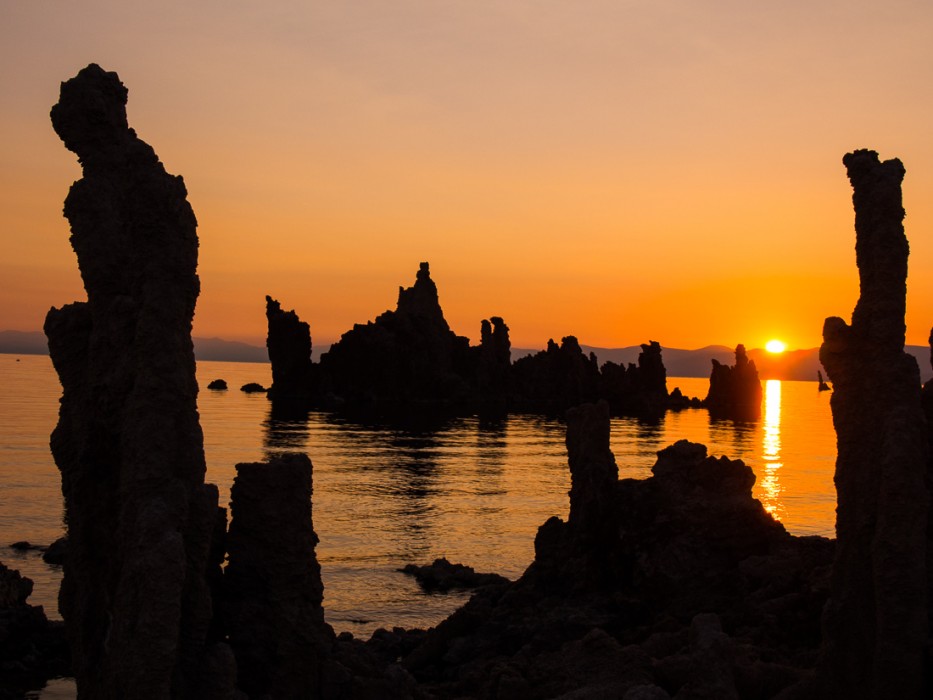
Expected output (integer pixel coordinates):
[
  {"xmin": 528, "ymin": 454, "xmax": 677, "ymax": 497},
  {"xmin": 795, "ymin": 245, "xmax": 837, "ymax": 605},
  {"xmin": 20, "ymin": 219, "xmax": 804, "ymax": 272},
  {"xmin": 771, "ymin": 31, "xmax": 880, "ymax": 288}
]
[{"xmin": 3, "ymin": 2, "xmax": 933, "ymax": 352}]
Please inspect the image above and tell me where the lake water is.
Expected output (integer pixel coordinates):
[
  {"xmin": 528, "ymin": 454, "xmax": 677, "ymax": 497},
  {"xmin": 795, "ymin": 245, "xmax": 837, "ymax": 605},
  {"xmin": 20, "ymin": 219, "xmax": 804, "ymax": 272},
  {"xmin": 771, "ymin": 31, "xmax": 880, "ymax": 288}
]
[{"xmin": 0, "ymin": 353, "xmax": 837, "ymax": 641}]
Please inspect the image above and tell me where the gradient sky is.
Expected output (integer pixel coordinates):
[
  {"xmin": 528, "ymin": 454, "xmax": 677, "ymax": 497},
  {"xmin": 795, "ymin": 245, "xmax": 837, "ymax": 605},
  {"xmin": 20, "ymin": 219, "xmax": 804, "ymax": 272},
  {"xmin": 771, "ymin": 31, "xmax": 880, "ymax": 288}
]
[{"xmin": 3, "ymin": 1, "xmax": 933, "ymax": 352}]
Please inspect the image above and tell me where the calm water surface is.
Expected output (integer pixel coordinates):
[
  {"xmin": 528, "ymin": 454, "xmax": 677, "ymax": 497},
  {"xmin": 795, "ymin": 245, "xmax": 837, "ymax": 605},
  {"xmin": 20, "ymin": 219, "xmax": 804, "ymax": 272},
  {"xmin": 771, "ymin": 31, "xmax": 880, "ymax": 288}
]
[{"xmin": 0, "ymin": 354, "xmax": 837, "ymax": 641}]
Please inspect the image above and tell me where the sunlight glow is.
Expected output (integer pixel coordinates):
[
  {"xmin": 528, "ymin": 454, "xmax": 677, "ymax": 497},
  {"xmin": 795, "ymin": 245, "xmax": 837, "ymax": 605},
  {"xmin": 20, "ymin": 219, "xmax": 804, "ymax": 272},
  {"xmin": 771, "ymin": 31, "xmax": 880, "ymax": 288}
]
[
  {"xmin": 765, "ymin": 339, "xmax": 787, "ymax": 354},
  {"xmin": 760, "ymin": 379, "xmax": 784, "ymax": 520}
]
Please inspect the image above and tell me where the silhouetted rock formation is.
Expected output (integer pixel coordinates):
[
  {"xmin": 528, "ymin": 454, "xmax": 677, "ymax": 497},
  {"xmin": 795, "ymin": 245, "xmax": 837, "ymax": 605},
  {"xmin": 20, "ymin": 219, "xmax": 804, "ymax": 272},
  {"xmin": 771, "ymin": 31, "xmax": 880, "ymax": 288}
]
[
  {"xmin": 240, "ymin": 382, "xmax": 266, "ymax": 393},
  {"xmin": 265, "ymin": 295, "xmax": 315, "ymax": 402},
  {"xmin": 473, "ymin": 316, "xmax": 512, "ymax": 405},
  {"xmin": 703, "ymin": 344, "xmax": 763, "ymax": 419},
  {"xmin": 815, "ymin": 150, "xmax": 931, "ymax": 698},
  {"xmin": 511, "ymin": 338, "xmax": 678, "ymax": 417},
  {"xmin": 267, "ymin": 263, "xmax": 678, "ymax": 418},
  {"xmin": 404, "ymin": 405, "xmax": 831, "ymax": 698},
  {"xmin": 600, "ymin": 341, "xmax": 670, "ymax": 415},
  {"xmin": 224, "ymin": 453, "xmax": 333, "ymax": 698},
  {"xmin": 319, "ymin": 263, "xmax": 472, "ymax": 409},
  {"xmin": 565, "ymin": 401, "xmax": 619, "ymax": 541},
  {"xmin": 0, "ymin": 562, "xmax": 69, "ymax": 698},
  {"xmin": 207, "ymin": 378, "xmax": 227, "ymax": 390},
  {"xmin": 44, "ymin": 64, "xmax": 231, "ymax": 698},
  {"xmin": 398, "ymin": 558, "xmax": 510, "ymax": 592},
  {"xmin": 511, "ymin": 336, "xmax": 601, "ymax": 413}
]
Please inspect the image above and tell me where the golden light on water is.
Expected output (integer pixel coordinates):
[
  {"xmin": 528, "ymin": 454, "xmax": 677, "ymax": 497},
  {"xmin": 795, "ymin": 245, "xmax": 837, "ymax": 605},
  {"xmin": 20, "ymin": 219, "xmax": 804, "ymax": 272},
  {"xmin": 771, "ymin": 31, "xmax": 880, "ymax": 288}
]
[
  {"xmin": 765, "ymin": 339, "xmax": 787, "ymax": 353},
  {"xmin": 760, "ymin": 379, "xmax": 784, "ymax": 519}
]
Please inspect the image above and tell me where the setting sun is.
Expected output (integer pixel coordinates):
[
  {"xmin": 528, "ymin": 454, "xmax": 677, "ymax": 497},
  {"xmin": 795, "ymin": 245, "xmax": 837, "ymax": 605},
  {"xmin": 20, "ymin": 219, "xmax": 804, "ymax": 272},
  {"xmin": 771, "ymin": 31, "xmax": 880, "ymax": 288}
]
[{"xmin": 766, "ymin": 339, "xmax": 787, "ymax": 354}]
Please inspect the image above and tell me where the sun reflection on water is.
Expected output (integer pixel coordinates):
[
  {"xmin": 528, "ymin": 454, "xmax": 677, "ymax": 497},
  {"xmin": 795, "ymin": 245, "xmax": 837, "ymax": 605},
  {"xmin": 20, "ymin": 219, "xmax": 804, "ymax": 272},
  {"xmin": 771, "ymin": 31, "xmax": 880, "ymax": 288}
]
[{"xmin": 760, "ymin": 379, "xmax": 784, "ymax": 520}]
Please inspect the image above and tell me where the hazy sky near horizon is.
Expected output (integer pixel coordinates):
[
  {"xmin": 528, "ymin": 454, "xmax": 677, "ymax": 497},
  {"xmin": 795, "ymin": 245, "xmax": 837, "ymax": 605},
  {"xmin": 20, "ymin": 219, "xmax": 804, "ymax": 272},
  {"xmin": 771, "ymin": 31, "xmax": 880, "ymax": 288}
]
[{"xmin": 3, "ymin": 1, "xmax": 933, "ymax": 351}]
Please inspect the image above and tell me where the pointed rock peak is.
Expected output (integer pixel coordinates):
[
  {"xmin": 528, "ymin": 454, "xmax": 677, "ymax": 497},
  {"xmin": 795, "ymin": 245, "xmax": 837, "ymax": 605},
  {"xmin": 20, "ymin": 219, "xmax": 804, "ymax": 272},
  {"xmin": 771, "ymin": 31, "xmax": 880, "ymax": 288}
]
[{"xmin": 396, "ymin": 261, "xmax": 446, "ymax": 323}]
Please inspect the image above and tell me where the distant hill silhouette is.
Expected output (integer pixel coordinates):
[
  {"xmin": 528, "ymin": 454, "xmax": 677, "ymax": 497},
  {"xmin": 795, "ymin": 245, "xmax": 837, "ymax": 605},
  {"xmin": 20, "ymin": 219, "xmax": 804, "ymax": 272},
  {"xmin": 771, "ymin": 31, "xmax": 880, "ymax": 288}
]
[
  {"xmin": 0, "ymin": 330, "xmax": 268, "ymax": 363},
  {"xmin": 5, "ymin": 329, "xmax": 931, "ymax": 382}
]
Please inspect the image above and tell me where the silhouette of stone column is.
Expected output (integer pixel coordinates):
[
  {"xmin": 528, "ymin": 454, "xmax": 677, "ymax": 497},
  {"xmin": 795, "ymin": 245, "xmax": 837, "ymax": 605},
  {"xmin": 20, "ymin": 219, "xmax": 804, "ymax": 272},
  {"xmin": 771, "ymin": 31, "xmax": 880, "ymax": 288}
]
[
  {"xmin": 566, "ymin": 400, "xmax": 618, "ymax": 539},
  {"xmin": 265, "ymin": 295, "xmax": 314, "ymax": 402},
  {"xmin": 817, "ymin": 149, "xmax": 929, "ymax": 698},
  {"xmin": 224, "ymin": 453, "xmax": 335, "ymax": 698},
  {"xmin": 44, "ymin": 64, "xmax": 228, "ymax": 697}
]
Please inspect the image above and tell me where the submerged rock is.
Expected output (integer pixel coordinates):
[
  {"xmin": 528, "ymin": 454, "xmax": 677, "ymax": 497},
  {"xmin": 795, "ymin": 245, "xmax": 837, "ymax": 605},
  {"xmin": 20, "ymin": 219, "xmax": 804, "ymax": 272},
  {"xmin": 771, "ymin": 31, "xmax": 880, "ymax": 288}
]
[
  {"xmin": 44, "ymin": 64, "xmax": 230, "ymax": 697},
  {"xmin": 815, "ymin": 150, "xmax": 931, "ymax": 698},
  {"xmin": 398, "ymin": 558, "xmax": 510, "ymax": 592}
]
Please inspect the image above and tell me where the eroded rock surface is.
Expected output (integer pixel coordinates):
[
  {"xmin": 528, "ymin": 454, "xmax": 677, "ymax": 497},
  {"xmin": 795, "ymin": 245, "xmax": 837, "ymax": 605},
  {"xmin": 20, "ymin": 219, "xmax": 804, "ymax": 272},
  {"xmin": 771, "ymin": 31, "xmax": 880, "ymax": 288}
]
[
  {"xmin": 511, "ymin": 336, "xmax": 602, "ymax": 413},
  {"xmin": 601, "ymin": 340, "xmax": 670, "ymax": 416},
  {"xmin": 815, "ymin": 150, "xmax": 931, "ymax": 698},
  {"xmin": 44, "ymin": 63, "xmax": 230, "ymax": 698},
  {"xmin": 319, "ymin": 263, "xmax": 473, "ymax": 409},
  {"xmin": 704, "ymin": 344, "xmax": 762, "ymax": 419},
  {"xmin": 224, "ymin": 453, "xmax": 333, "ymax": 698},
  {"xmin": 266, "ymin": 295, "xmax": 315, "ymax": 402},
  {"xmin": 404, "ymin": 404, "xmax": 830, "ymax": 699}
]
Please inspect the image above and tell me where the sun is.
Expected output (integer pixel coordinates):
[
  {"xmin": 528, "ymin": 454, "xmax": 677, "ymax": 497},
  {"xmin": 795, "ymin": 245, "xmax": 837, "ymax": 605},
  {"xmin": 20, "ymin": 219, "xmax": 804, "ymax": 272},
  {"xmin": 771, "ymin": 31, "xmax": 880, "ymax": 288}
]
[{"xmin": 765, "ymin": 339, "xmax": 787, "ymax": 354}]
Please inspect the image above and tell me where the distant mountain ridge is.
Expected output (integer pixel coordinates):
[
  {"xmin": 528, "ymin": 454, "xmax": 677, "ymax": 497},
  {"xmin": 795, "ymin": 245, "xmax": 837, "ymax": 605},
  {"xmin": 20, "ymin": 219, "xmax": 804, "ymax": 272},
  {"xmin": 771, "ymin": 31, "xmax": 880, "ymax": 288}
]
[
  {"xmin": 0, "ymin": 330, "xmax": 268, "ymax": 364},
  {"xmin": 4, "ymin": 329, "xmax": 931, "ymax": 382}
]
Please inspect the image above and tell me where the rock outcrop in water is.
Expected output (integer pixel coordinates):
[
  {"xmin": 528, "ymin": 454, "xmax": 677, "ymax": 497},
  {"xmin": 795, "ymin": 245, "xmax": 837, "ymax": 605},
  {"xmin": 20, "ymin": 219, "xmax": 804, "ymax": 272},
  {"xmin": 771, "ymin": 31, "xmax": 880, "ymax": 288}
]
[
  {"xmin": 600, "ymin": 340, "xmax": 670, "ymax": 416},
  {"xmin": 403, "ymin": 403, "xmax": 832, "ymax": 698},
  {"xmin": 815, "ymin": 150, "xmax": 931, "ymax": 698},
  {"xmin": 473, "ymin": 316, "xmax": 512, "ymax": 406},
  {"xmin": 224, "ymin": 453, "xmax": 333, "ymax": 698},
  {"xmin": 703, "ymin": 344, "xmax": 763, "ymax": 419},
  {"xmin": 511, "ymin": 336, "xmax": 602, "ymax": 413},
  {"xmin": 266, "ymin": 296, "xmax": 315, "ymax": 402},
  {"xmin": 319, "ymin": 262, "xmax": 473, "ymax": 410},
  {"xmin": 44, "ymin": 64, "xmax": 231, "ymax": 698}
]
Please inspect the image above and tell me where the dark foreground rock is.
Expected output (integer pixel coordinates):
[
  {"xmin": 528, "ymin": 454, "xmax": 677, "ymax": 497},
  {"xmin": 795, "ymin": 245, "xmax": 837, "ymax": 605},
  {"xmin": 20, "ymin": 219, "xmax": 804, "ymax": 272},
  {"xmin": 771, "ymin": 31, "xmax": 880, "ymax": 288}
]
[
  {"xmin": 44, "ymin": 64, "xmax": 232, "ymax": 698},
  {"xmin": 0, "ymin": 561, "xmax": 69, "ymax": 699},
  {"xmin": 401, "ymin": 403, "xmax": 832, "ymax": 699},
  {"xmin": 240, "ymin": 382, "xmax": 267, "ymax": 393},
  {"xmin": 224, "ymin": 453, "xmax": 333, "ymax": 698},
  {"xmin": 207, "ymin": 378, "xmax": 228, "ymax": 390},
  {"xmin": 815, "ymin": 149, "xmax": 931, "ymax": 698},
  {"xmin": 399, "ymin": 558, "xmax": 511, "ymax": 592}
]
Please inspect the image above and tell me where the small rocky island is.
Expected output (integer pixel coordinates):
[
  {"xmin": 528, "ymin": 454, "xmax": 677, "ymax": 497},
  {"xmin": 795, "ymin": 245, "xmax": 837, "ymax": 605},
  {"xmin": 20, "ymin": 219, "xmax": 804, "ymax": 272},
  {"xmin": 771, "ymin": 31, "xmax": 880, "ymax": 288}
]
[{"xmin": 265, "ymin": 263, "xmax": 715, "ymax": 420}]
